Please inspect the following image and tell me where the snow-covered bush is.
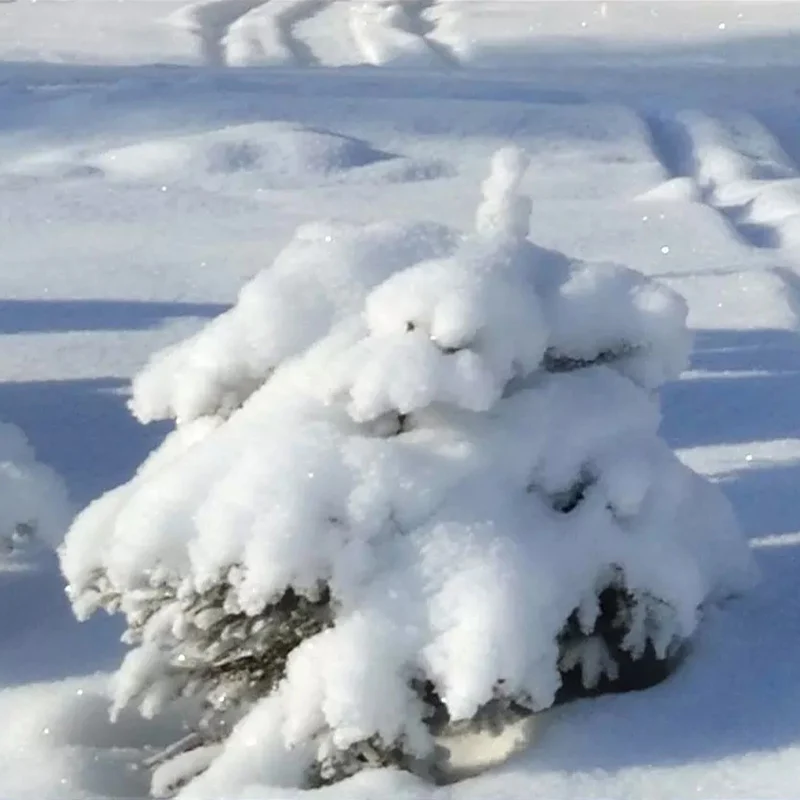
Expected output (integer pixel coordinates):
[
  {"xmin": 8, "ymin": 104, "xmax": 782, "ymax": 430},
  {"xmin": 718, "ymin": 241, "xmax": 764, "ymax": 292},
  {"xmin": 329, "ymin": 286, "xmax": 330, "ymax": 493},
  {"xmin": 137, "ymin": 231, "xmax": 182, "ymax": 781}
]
[
  {"xmin": 60, "ymin": 147, "xmax": 756, "ymax": 797},
  {"xmin": 0, "ymin": 420, "xmax": 71, "ymax": 555}
]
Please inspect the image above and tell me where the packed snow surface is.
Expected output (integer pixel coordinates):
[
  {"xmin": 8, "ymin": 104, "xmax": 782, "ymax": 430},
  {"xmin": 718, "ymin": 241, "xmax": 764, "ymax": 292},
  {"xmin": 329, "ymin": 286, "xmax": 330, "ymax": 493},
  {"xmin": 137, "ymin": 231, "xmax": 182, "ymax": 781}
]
[{"xmin": 2, "ymin": 2, "xmax": 800, "ymax": 799}]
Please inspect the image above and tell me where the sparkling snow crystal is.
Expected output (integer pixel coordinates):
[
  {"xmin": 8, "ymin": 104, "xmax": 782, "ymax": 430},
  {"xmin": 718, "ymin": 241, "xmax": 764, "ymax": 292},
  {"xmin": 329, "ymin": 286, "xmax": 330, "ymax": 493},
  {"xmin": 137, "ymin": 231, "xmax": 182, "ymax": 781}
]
[{"xmin": 60, "ymin": 147, "xmax": 756, "ymax": 797}]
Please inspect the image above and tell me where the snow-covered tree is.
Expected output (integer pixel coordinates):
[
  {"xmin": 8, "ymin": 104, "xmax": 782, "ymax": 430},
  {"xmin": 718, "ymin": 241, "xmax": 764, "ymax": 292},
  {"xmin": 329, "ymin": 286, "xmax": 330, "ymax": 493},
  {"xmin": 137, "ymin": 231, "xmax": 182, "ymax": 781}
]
[
  {"xmin": 0, "ymin": 420, "xmax": 70, "ymax": 555},
  {"xmin": 60, "ymin": 147, "xmax": 756, "ymax": 797}
]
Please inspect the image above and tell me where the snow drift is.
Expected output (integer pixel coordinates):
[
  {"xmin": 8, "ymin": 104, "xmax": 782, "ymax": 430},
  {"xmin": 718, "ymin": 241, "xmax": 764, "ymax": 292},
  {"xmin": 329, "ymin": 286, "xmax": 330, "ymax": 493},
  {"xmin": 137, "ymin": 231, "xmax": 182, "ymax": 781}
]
[{"xmin": 60, "ymin": 147, "xmax": 756, "ymax": 796}]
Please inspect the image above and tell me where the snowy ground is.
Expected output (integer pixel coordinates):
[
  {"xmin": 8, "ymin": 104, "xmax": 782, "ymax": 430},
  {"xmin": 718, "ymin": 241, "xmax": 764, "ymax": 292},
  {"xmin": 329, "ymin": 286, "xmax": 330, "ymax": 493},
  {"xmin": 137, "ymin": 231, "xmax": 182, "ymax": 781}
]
[{"xmin": 2, "ymin": 1, "xmax": 800, "ymax": 798}]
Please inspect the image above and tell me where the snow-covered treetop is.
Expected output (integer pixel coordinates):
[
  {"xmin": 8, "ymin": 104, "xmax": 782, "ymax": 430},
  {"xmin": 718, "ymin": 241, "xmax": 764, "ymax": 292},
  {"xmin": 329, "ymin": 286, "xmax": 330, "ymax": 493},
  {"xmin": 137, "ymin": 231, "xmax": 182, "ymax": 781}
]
[
  {"xmin": 130, "ymin": 147, "xmax": 691, "ymax": 426},
  {"xmin": 60, "ymin": 149, "xmax": 754, "ymax": 794}
]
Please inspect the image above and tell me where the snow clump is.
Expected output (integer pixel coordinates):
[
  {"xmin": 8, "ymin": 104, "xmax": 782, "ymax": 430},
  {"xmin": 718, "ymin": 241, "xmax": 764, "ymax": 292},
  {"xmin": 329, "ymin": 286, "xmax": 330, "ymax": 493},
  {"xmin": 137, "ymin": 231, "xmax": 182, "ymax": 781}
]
[{"xmin": 60, "ymin": 146, "xmax": 756, "ymax": 796}]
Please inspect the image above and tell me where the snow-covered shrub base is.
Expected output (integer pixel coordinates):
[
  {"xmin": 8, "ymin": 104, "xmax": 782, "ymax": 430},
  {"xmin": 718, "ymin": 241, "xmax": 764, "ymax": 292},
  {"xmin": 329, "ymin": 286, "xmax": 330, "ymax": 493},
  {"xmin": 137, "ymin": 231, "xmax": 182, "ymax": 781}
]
[
  {"xmin": 60, "ymin": 147, "xmax": 756, "ymax": 796},
  {"xmin": 0, "ymin": 421, "xmax": 71, "ymax": 554}
]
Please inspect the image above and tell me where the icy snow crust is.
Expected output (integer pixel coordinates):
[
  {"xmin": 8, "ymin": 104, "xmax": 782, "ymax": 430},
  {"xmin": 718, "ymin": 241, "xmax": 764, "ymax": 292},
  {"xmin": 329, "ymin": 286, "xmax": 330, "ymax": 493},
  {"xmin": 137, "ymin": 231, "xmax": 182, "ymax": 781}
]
[{"xmin": 60, "ymin": 148, "xmax": 755, "ymax": 794}]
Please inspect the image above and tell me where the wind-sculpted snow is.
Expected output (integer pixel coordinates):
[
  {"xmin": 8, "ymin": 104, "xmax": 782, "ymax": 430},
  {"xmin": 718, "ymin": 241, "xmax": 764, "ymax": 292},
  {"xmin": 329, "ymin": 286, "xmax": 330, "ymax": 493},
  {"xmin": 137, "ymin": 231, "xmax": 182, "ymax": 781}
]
[{"xmin": 60, "ymin": 148, "xmax": 755, "ymax": 795}]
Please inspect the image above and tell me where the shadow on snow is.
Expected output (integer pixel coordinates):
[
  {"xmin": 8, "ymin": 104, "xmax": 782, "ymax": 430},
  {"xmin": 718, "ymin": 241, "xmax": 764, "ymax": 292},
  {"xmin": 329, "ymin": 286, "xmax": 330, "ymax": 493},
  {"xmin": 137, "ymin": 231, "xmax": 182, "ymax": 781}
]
[
  {"xmin": 0, "ymin": 298, "xmax": 226, "ymax": 334},
  {"xmin": 662, "ymin": 328, "xmax": 800, "ymax": 450}
]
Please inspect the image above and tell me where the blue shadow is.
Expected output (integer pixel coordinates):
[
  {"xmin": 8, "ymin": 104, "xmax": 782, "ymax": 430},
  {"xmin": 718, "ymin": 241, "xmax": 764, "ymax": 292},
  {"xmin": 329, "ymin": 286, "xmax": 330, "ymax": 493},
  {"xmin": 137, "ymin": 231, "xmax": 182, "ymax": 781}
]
[{"xmin": 0, "ymin": 299, "xmax": 227, "ymax": 334}]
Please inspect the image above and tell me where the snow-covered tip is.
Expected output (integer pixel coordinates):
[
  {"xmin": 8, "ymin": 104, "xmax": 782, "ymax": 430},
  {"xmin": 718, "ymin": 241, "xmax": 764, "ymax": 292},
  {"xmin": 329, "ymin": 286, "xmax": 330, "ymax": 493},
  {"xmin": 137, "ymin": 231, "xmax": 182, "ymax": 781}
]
[{"xmin": 474, "ymin": 146, "xmax": 532, "ymax": 242}]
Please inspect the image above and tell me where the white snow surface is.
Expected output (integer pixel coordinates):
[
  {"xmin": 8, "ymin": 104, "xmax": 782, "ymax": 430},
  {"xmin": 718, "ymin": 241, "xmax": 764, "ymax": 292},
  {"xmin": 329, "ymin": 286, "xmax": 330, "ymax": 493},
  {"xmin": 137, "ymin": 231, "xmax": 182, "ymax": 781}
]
[{"xmin": 2, "ymin": 2, "xmax": 800, "ymax": 799}]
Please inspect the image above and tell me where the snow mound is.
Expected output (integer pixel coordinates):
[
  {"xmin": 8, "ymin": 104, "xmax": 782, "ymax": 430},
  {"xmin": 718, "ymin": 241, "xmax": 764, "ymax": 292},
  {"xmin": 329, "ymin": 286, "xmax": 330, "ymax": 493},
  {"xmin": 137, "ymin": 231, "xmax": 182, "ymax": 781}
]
[
  {"xmin": 96, "ymin": 124, "xmax": 391, "ymax": 182},
  {"xmin": 60, "ymin": 146, "xmax": 756, "ymax": 795},
  {"xmin": 130, "ymin": 219, "xmax": 458, "ymax": 424},
  {"xmin": 0, "ymin": 421, "xmax": 71, "ymax": 553},
  {"xmin": 6, "ymin": 124, "xmax": 396, "ymax": 189}
]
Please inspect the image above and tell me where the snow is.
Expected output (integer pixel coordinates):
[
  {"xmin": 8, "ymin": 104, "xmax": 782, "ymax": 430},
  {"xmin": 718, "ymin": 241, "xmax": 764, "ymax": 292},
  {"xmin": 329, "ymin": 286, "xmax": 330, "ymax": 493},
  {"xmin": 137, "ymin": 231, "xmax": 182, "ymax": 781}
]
[
  {"xmin": 0, "ymin": 420, "xmax": 70, "ymax": 553},
  {"xmin": 7, "ymin": 123, "xmax": 403, "ymax": 189},
  {"xmin": 2, "ymin": 1, "xmax": 800, "ymax": 799},
  {"xmin": 59, "ymin": 147, "xmax": 754, "ymax": 793},
  {"xmin": 130, "ymin": 218, "xmax": 455, "ymax": 424}
]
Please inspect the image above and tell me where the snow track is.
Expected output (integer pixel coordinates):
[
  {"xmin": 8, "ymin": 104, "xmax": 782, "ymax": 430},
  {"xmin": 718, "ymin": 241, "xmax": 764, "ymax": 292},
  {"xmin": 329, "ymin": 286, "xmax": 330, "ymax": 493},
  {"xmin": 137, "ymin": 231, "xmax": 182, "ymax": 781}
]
[
  {"xmin": 173, "ymin": 0, "xmax": 457, "ymax": 68},
  {"xmin": 171, "ymin": 0, "xmax": 333, "ymax": 67},
  {"xmin": 349, "ymin": 0, "xmax": 459, "ymax": 68},
  {"xmin": 225, "ymin": 0, "xmax": 333, "ymax": 67},
  {"xmin": 394, "ymin": 0, "xmax": 460, "ymax": 67},
  {"xmin": 170, "ymin": 0, "xmax": 271, "ymax": 66},
  {"xmin": 644, "ymin": 111, "xmax": 800, "ymax": 257},
  {"xmin": 272, "ymin": 0, "xmax": 332, "ymax": 66}
]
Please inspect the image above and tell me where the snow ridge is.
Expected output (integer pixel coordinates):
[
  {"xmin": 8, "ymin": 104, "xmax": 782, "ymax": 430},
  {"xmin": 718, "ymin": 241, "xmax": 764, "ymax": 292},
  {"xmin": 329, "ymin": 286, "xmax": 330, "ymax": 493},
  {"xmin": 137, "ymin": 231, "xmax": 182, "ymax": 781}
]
[
  {"xmin": 170, "ymin": 0, "xmax": 270, "ymax": 66},
  {"xmin": 644, "ymin": 110, "xmax": 800, "ymax": 256},
  {"xmin": 0, "ymin": 421, "xmax": 71, "ymax": 553},
  {"xmin": 225, "ymin": 0, "xmax": 333, "ymax": 67}
]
